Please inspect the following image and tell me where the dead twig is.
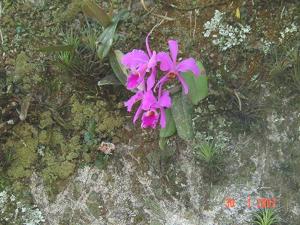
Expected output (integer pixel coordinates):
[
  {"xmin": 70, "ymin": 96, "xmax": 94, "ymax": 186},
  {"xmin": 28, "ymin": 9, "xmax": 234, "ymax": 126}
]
[{"xmin": 148, "ymin": 16, "xmax": 166, "ymax": 36}]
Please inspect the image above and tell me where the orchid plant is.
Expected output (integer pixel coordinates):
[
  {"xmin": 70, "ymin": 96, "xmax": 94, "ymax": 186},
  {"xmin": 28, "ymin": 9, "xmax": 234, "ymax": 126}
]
[
  {"xmin": 121, "ymin": 34, "xmax": 208, "ymax": 141},
  {"xmin": 80, "ymin": 0, "xmax": 208, "ymax": 142}
]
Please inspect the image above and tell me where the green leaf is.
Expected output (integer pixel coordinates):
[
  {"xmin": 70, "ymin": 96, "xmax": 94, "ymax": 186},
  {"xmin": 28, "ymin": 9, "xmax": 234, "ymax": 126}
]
[
  {"xmin": 181, "ymin": 61, "xmax": 208, "ymax": 105},
  {"xmin": 97, "ymin": 22, "xmax": 118, "ymax": 59},
  {"xmin": 108, "ymin": 50, "xmax": 127, "ymax": 85},
  {"xmin": 113, "ymin": 9, "xmax": 130, "ymax": 22},
  {"xmin": 97, "ymin": 74, "xmax": 121, "ymax": 86},
  {"xmin": 159, "ymin": 109, "xmax": 176, "ymax": 138},
  {"xmin": 97, "ymin": 10, "xmax": 128, "ymax": 59},
  {"xmin": 171, "ymin": 94, "xmax": 194, "ymax": 140},
  {"xmin": 159, "ymin": 137, "xmax": 167, "ymax": 150},
  {"xmin": 82, "ymin": 0, "xmax": 112, "ymax": 27}
]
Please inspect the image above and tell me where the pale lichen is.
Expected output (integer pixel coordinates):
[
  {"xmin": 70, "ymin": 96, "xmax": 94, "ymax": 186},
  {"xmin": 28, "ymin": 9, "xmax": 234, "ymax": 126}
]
[
  {"xmin": 203, "ymin": 10, "xmax": 251, "ymax": 51},
  {"xmin": 0, "ymin": 190, "xmax": 45, "ymax": 225},
  {"xmin": 14, "ymin": 52, "xmax": 42, "ymax": 91}
]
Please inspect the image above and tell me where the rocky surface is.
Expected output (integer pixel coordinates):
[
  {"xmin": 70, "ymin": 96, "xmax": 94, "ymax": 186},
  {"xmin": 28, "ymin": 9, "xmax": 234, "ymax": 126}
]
[
  {"xmin": 1, "ymin": 1, "xmax": 300, "ymax": 224},
  {"xmin": 28, "ymin": 86, "xmax": 300, "ymax": 224}
]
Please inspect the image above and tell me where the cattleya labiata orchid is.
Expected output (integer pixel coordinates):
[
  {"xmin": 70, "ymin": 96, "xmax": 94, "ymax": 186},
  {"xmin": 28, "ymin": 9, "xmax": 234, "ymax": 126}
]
[{"xmin": 122, "ymin": 34, "xmax": 201, "ymax": 129}]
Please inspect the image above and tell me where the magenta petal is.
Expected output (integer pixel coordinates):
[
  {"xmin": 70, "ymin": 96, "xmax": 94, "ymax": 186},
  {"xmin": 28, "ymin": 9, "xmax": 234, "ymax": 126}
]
[
  {"xmin": 176, "ymin": 58, "xmax": 200, "ymax": 76},
  {"xmin": 177, "ymin": 74, "xmax": 189, "ymax": 94},
  {"xmin": 168, "ymin": 40, "xmax": 178, "ymax": 63},
  {"xmin": 147, "ymin": 51, "xmax": 157, "ymax": 70},
  {"xmin": 156, "ymin": 73, "xmax": 168, "ymax": 89},
  {"xmin": 121, "ymin": 50, "xmax": 149, "ymax": 68},
  {"xmin": 142, "ymin": 90, "xmax": 157, "ymax": 110},
  {"xmin": 127, "ymin": 65, "xmax": 147, "ymax": 90},
  {"xmin": 127, "ymin": 73, "xmax": 140, "ymax": 90},
  {"xmin": 141, "ymin": 110, "xmax": 159, "ymax": 128},
  {"xmin": 157, "ymin": 52, "xmax": 173, "ymax": 71},
  {"xmin": 158, "ymin": 91, "xmax": 172, "ymax": 108},
  {"xmin": 159, "ymin": 107, "xmax": 166, "ymax": 128},
  {"xmin": 133, "ymin": 105, "xmax": 143, "ymax": 123},
  {"xmin": 124, "ymin": 91, "xmax": 143, "ymax": 112},
  {"xmin": 147, "ymin": 68, "xmax": 156, "ymax": 91},
  {"xmin": 155, "ymin": 75, "xmax": 169, "ymax": 97}
]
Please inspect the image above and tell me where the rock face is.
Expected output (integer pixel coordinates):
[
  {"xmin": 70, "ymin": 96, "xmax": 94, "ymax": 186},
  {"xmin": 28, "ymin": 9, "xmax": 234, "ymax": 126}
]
[{"xmin": 29, "ymin": 93, "xmax": 300, "ymax": 225}]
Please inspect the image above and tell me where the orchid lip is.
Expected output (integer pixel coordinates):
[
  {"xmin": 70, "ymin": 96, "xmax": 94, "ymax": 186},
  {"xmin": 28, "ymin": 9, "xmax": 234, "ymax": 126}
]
[
  {"xmin": 146, "ymin": 110, "xmax": 156, "ymax": 116},
  {"xmin": 167, "ymin": 71, "xmax": 178, "ymax": 79}
]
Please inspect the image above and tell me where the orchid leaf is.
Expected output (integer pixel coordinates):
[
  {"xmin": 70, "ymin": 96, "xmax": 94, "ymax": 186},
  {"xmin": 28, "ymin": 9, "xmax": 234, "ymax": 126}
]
[
  {"xmin": 108, "ymin": 50, "xmax": 127, "ymax": 85},
  {"xmin": 97, "ymin": 10, "xmax": 128, "ymax": 59},
  {"xmin": 181, "ymin": 61, "xmax": 208, "ymax": 105},
  {"xmin": 97, "ymin": 73, "xmax": 121, "ymax": 86},
  {"xmin": 171, "ymin": 94, "xmax": 194, "ymax": 140},
  {"xmin": 159, "ymin": 137, "xmax": 167, "ymax": 150},
  {"xmin": 97, "ymin": 22, "xmax": 118, "ymax": 59},
  {"xmin": 82, "ymin": 0, "xmax": 112, "ymax": 27},
  {"xmin": 113, "ymin": 9, "xmax": 129, "ymax": 22},
  {"xmin": 160, "ymin": 109, "xmax": 176, "ymax": 138}
]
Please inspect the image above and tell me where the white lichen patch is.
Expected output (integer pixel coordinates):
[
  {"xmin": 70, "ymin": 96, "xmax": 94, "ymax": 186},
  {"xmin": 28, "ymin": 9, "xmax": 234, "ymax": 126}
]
[
  {"xmin": 0, "ymin": 190, "xmax": 8, "ymax": 214},
  {"xmin": 266, "ymin": 111, "xmax": 288, "ymax": 143},
  {"xmin": 203, "ymin": 10, "xmax": 251, "ymax": 51},
  {"xmin": 279, "ymin": 22, "xmax": 298, "ymax": 43},
  {"xmin": 0, "ymin": 190, "xmax": 45, "ymax": 225},
  {"xmin": 193, "ymin": 111, "xmax": 232, "ymax": 151},
  {"xmin": 292, "ymin": 204, "xmax": 300, "ymax": 216},
  {"xmin": 260, "ymin": 38, "xmax": 274, "ymax": 55}
]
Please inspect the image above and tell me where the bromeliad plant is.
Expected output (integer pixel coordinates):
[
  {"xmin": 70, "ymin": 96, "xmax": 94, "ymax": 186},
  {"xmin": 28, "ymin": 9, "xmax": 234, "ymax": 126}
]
[
  {"xmin": 122, "ymin": 35, "xmax": 208, "ymax": 141},
  {"xmin": 252, "ymin": 209, "xmax": 279, "ymax": 225}
]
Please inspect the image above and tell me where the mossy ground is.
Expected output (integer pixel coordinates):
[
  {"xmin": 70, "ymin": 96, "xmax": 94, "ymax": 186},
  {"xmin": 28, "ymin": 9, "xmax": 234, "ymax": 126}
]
[{"xmin": 1, "ymin": 0, "xmax": 127, "ymax": 201}]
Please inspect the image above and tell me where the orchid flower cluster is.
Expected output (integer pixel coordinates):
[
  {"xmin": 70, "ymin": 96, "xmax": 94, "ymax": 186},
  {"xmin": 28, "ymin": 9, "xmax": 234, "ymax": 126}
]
[{"xmin": 121, "ymin": 34, "xmax": 200, "ymax": 129}]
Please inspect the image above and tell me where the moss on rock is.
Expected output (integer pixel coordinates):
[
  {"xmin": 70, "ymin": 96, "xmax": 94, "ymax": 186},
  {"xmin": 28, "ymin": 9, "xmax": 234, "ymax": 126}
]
[
  {"xmin": 4, "ymin": 123, "xmax": 38, "ymax": 179},
  {"xmin": 70, "ymin": 95, "xmax": 123, "ymax": 136},
  {"xmin": 14, "ymin": 52, "xmax": 42, "ymax": 91},
  {"xmin": 2, "ymin": 93, "xmax": 124, "ymax": 198},
  {"xmin": 39, "ymin": 111, "xmax": 54, "ymax": 129},
  {"xmin": 42, "ymin": 161, "xmax": 76, "ymax": 181}
]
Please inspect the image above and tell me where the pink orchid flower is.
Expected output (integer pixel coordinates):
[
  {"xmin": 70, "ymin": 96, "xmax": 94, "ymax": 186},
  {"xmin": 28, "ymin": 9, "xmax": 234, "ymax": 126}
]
[
  {"xmin": 121, "ymin": 34, "xmax": 157, "ymax": 91},
  {"xmin": 124, "ymin": 89, "xmax": 172, "ymax": 128},
  {"xmin": 157, "ymin": 40, "xmax": 200, "ymax": 94}
]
